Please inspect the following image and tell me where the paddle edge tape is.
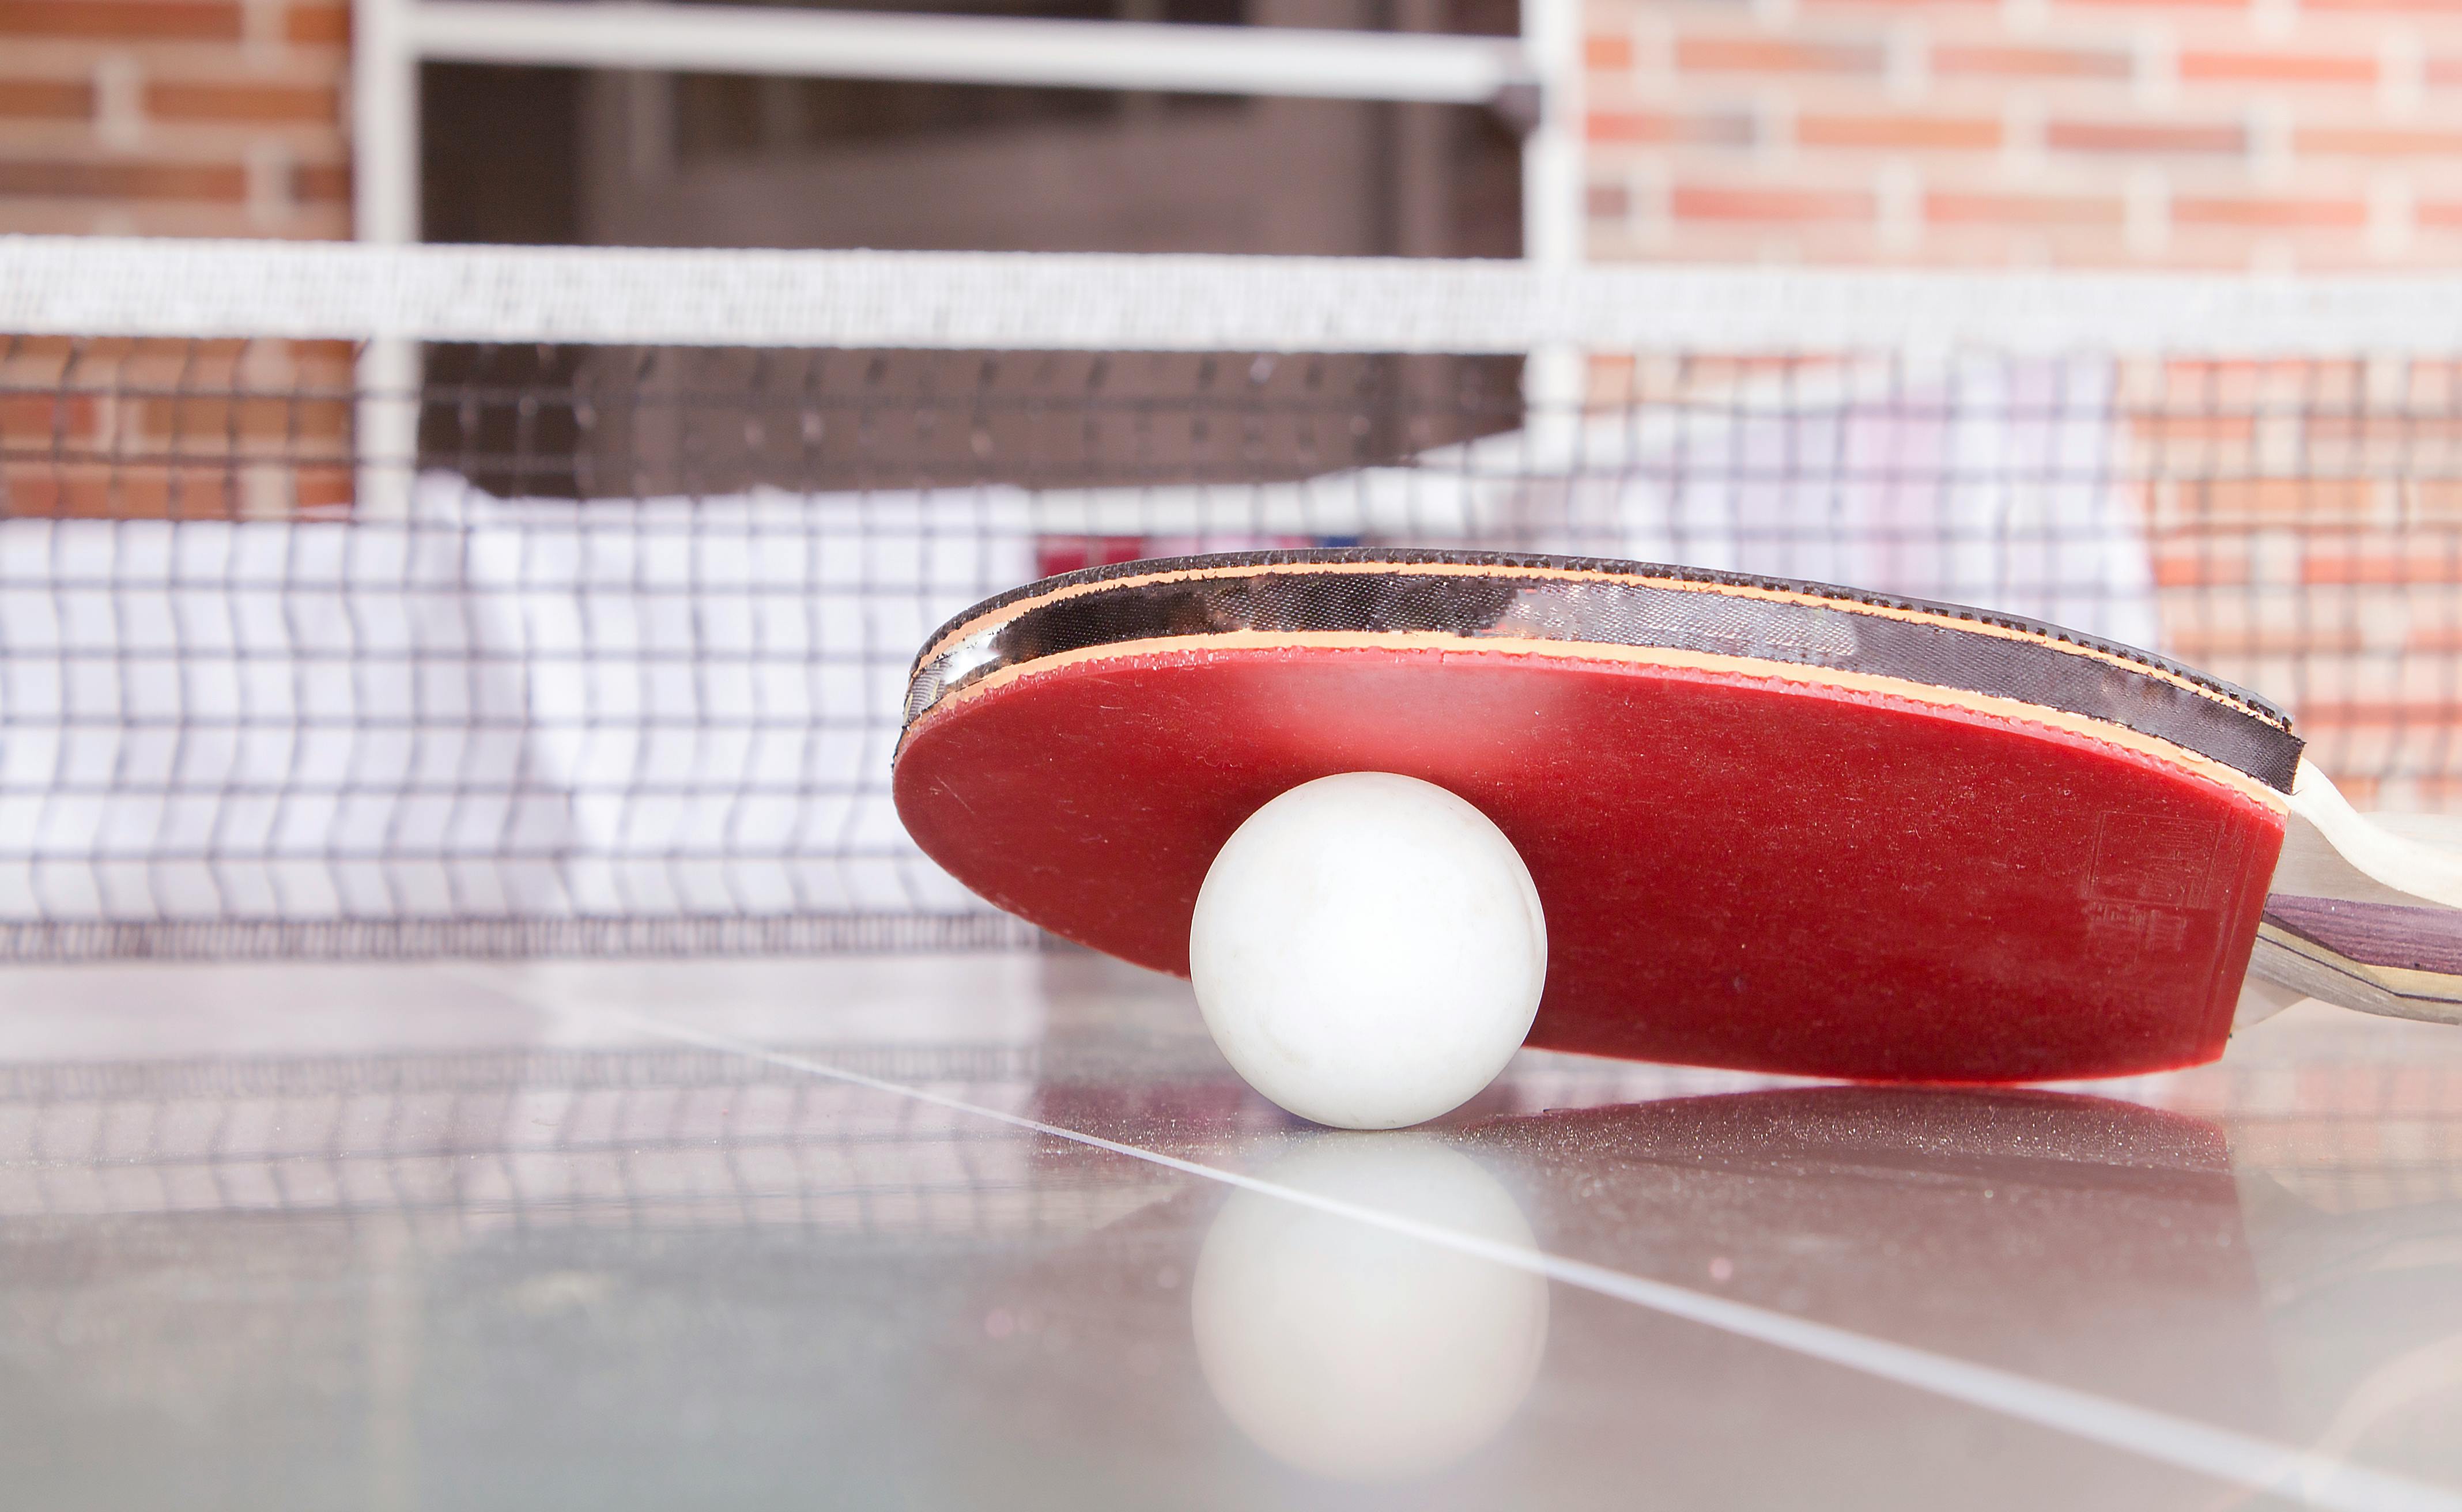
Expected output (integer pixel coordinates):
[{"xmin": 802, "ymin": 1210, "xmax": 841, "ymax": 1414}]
[
  {"xmin": 901, "ymin": 550, "xmax": 2303, "ymax": 793},
  {"xmin": 902, "ymin": 634, "xmax": 2291, "ymax": 819}
]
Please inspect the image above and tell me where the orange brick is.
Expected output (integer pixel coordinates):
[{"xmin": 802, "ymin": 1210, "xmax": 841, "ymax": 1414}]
[
  {"xmin": 2163, "ymin": 623, "xmax": 2365, "ymax": 657},
  {"xmin": 0, "ymin": 160, "xmax": 246, "ymax": 201},
  {"xmin": 292, "ymin": 161, "xmax": 348, "ymax": 202},
  {"xmin": 1675, "ymin": 36, "xmax": 1883, "ymax": 75},
  {"xmin": 134, "ymin": 391, "xmax": 352, "ymax": 443},
  {"xmin": 0, "ymin": 464, "xmax": 197, "ymax": 520},
  {"xmin": 1797, "ymin": 113, "xmax": 1999, "ymax": 150},
  {"xmin": 2178, "ymin": 50, "xmax": 2376, "ymax": 85},
  {"xmin": 0, "ymin": 0, "xmax": 239, "ymax": 39},
  {"xmin": 0, "ymin": 393, "xmax": 101, "ymax": 434},
  {"xmin": 292, "ymin": 337, "xmax": 356, "ymax": 370},
  {"xmin": 2393, "ymin": 480, "xmax": 2462, "ymax": 520},
  {"xmin": 1926, "ymin": 192, "xmax": 2123, "ymax": 226},
  {"xmin": 2416, "ymin": 201, "xmax": 2462, "ymax": 228},
  {"xmin": 294, "ymin": 466, "xmax": 352, "ymax": 513},
  {"xmin": 2297, "ymin": 126, "xmax": 2462, "ymax": 156},
  {"xmin": 2183, "ymin": 476, "xmax": 2377, "ymax": 522},
  {"xmin": 285, "ymin": 2, "xmax": 345, "ymax": 43},
  {"xmin": 1587, "ymin": 110, "xmax": 1752, "ymax": 146},
  {"xmin": 1589, "ymin": 111, "xmax": 1669, "ymax": 143},
  {"xmin": 1932, "ymin": 44, "xmax": 2129, "ymax": 78},
  {"xmin": 2394, "ymin": 630, "xmax": 2462, "ymax": 656},
  {"xmin": 2153, "ymin": 552, "xmax": 2252, "ymax": 587},
  {"xmin": 0, "ymin": 334, "xmax": 74, "ymax": 362},
  {"xmin": 2304, "ymin": 554, "xmax": 2462, "ymax": 584},
  {"xmin": 2047, "ymin": 120, "xmax": 2245, "ymax": 154},
  {"xmin": 145, "ymin": 81, "xmax": 340, "ymax": 124},
  {"xmin": 0, "ymin": 202, "xmax": 301, "ymax": 235},
  {"xmin": 1672, "ymin": 185, "xmax": 1874, "ymax": 222},
  {"xmin": 1585, "ymin": 32, "xmax": 1633, "ymax": 71},
  {"xmin": 2308, "ymin": 415, "xmax": 2462, "ymax": 447},
  {"xmin": 2131, "ymin": 411, "xmax": 2257, "ymax": 443},
  {"xmin": 0, "ymin": 77, "xmax": 91, "ymax": 119},
  {"xmin": 2174, "ymin": 195, "xmax": 2367, "ymax": 228}
]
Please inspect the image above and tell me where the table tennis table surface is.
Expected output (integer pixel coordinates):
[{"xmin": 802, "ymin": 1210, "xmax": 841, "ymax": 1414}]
[{"xmin": 1, "ymin": 949, "xmax": 2457, "ymax": 1511}]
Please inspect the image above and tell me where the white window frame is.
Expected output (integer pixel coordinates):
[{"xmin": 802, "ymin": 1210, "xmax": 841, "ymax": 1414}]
[
  {"xmin": 344, "ymin": 1, "xmax": 1585, "ymax": 512},
  {"xmin": 348, "ymin": 0, "xmax": 1584, "ymax": 268}
]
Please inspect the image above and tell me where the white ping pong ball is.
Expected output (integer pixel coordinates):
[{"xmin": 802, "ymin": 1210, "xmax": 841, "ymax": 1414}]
[{"xmin": 1188, "ymin": 772, "xmax": 1547, "ymax": 1130}]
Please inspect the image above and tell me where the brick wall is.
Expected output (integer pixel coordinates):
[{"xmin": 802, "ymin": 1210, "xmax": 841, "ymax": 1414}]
[
  {"xmin": 18, "ymin": 0, "xmax": 2453, "ymax": 264},
  {"xmin": 0, "ymin": 0, "xmax": 350, "ymax": 237},
  {"xmin": 0, "ymin": 1, "xmax": 354, "ymax": 528},
  {"xmin": 1583, "ymin": 0, "xmax": 2462, "ymax": 807},
  {"xmin": 1584, "ymin": 0, "xmax": 2462, "ymax": 270},
  {"xmin": 4, "ymin": 0, "xmax": 2458, "ymax": 801}
]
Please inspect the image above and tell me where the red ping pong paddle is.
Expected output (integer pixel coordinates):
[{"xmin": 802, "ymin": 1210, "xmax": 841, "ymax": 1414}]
[{"xmin": 893, "ymin": 549, "xmax": 2462, "ymax": 1083}]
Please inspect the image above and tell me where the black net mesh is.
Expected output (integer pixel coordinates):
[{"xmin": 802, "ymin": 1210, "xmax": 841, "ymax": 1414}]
[{"xmin": 5, "ymin": 321, "xmax": 2457, "ymax": 958}]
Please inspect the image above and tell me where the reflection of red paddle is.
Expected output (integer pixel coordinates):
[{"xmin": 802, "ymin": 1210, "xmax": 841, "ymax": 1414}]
[{"xmin": 894, "ymin": 549, "xmax": 2462, "ymax": 1083}]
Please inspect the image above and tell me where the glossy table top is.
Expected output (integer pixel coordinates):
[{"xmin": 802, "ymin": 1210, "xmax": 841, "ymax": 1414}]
[{"xmin": 0, "ymin": 952, "xmax": 2456, "ymax": 1510}]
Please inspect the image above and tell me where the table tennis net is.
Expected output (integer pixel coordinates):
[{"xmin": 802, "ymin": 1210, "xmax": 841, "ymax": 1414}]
[{"xmin": 6, "ymin": 241, "xmax": 2460, "ymax": 960}]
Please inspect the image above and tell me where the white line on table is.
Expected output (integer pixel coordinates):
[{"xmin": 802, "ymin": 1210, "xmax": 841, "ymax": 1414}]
[{"xmin": 496, "ymin": 985, "xmax": 2462, "ymax": 1512}]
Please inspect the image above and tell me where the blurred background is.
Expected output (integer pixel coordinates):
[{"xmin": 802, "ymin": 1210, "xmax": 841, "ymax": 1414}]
[
  {"xmin": 13, "ymin": 0, "xmax": 2462, "ymax": 951},
  {"xmin": 4, "ymin": 0, "xmax": 2455, "ymax": 267}
]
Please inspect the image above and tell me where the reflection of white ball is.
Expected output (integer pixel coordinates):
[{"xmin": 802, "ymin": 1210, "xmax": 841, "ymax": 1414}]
[
  {"xmin": 1190, "ymin": 772, "xmax": 1546, "ymax": 1130},
  {"xmin": 1192, "ymin": 1136, "xmax": 1550, "ymax": 1482}
]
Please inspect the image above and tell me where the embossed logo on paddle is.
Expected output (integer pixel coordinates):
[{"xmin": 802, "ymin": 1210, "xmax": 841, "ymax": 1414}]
[{"xmin": 2084, "ymin": 810, "xmax": 2224, "ymax": 956}]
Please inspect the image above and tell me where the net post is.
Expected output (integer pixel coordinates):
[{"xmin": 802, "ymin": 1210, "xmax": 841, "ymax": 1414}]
[
  {"xmin": 1517, "ymin": 0, "xmax": 1583, "ymax": 275},
  {"xmin": 352, "ymin": 0, "xmax": 421, "ymax": 519},
  {"xmin": 1518, "ymin": 0, "xmax": 1586, "ymax": 462},
  {"xmin": 350, "ymin": 0, "xmax": 418, "ymax": 247},
  {"xmin": 354, "ymin": 338, "xmax": 420, "ymax": 519}
]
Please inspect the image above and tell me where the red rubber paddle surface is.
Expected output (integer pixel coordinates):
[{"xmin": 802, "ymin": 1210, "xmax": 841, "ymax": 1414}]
[{"xmin": 894, "ymin": 645, "xmax": 2285, "ymax": 1082}]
